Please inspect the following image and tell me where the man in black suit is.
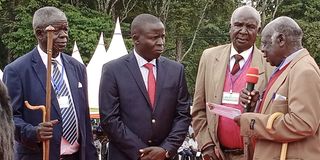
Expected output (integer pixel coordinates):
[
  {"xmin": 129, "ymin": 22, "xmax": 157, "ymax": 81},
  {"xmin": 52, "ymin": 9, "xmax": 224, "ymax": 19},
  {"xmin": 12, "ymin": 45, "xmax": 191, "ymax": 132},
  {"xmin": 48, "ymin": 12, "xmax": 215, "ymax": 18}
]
[
  {"xmin": 3, "ymin": 6, "xmax": 97, "ymax": 160},
  {"xmin": 99, "ymin": 13, "xmax": 191, "ymax": 160}
]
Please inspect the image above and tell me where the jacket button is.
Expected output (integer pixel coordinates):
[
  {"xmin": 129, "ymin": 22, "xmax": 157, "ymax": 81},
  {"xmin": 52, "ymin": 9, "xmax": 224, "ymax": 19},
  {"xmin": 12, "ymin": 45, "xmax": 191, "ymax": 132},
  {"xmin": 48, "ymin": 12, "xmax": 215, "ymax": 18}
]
[
  {"xmin": 148, "ymin": 140, "xmax": 152, "ymax": 143},
  {"xmin": 152, "ymin": 119, "xmax": 156, "ymax": 123}
]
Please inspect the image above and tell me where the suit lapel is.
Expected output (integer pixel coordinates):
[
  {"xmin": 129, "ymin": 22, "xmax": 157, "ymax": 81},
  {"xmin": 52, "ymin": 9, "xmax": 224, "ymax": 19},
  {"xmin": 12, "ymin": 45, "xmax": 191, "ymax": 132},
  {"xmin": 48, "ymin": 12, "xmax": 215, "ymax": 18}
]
[
  {"xmin": 250, "ymin": 45, "xmax": 265, "ymax": 74},
  {"xmin": 211, "ymin": 45, "xmax": 230, "ymax": 130},
  {"xmin": 125, "ymin": 53, "xmax": 151, "ymax": 107},
  {"xmin": 261, "ymin": 49, "xmax": 309, "ymax": 113},
  {"xmin": 62, "ymin": 54, "xmax": 80, "ymax": 119},
  {"xmin": 212, "ymin": 45, "xmax": 230, "ymax": 99},
  {"xmin": 154, "ymin": 57, "xmax": 166, "ymax": 109},
  {"xmin": 31, "ymin": 49, "xmax": 62, "ymax": 118}
]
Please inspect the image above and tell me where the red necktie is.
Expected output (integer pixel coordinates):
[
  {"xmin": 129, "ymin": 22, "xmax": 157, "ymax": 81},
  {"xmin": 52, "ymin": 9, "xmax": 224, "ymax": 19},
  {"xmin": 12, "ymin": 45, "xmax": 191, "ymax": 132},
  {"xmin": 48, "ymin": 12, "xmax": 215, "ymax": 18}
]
[
  {"xmin": 231, "ymin": 54, "xmax": 243, "ymax": 75},
  {"xmin": 144, "ymin": 63, "xmax": 156, "ymax": 108}
]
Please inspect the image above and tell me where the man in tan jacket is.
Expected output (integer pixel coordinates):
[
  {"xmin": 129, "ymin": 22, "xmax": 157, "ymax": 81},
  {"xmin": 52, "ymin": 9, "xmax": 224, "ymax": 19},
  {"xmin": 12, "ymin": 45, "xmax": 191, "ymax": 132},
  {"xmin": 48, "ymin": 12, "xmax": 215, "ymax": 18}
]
[
  {"xmin": 237, "ymin": 16, "xmax": 320, "ymax": 160},
  {"xmin": 192, "ymin": 6, "xmax": 273, "ymax": 160}
]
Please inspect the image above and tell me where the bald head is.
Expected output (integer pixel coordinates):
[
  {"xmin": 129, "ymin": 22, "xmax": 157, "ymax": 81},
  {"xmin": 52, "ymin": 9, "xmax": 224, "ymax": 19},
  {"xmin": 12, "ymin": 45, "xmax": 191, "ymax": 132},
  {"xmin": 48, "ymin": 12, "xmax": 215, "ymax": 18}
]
[
  {"xmin": 130, "ymin": 14, "xmax": 162, "ymax": 35},
  {"xmin": 231, "ymin": 5, "xmax": 261, "ymax": 28},
  {"xmin": 32, "ymin": 6, "xmax": 67, "ymax": 31},
  {"xmin": 262, "ymin": 16, "xmax": 303, "ymax": 45}
]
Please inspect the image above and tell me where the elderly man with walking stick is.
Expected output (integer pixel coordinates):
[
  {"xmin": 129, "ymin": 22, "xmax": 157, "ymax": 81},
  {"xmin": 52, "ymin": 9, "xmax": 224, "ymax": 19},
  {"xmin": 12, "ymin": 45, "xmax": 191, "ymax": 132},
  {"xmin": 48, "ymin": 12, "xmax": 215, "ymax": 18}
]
[{"xmin": 3, "ymin": 6, "xmax": 97, "ymax": 160}]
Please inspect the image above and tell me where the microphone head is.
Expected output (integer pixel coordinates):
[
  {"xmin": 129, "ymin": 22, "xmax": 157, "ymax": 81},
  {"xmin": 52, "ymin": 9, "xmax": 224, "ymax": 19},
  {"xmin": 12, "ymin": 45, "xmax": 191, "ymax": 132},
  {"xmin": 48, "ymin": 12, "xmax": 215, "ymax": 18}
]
[{"xmin": 246, "ymin": 67, "xmax": 259, "ymax": 84}]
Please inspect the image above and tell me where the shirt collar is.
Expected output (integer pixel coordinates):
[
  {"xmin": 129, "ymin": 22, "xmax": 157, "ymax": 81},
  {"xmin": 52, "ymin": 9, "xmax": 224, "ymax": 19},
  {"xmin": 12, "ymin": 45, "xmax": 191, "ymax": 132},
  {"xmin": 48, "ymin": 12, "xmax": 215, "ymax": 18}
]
[
  {"xmin": 37, "ymin": 45, "xmax": 63, "ymax": 67},
  {"xmin": 133, "ymin": 49, "xmax": 157, "ymax": 68},
  {"xmin": 230, "ymin": 45, "xmax": 253, "ymax": 61},
  {"xmin": 278, "ymin": 48, "xmax": 303, "ymax": 70}
]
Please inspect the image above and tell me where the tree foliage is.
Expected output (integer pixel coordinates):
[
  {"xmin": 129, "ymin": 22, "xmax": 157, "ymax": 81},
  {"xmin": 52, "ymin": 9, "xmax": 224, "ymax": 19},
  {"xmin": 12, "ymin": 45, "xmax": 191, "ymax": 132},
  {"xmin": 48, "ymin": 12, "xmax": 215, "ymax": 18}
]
[
  {"xmin": 0, "ymin": 0, "xmax": 115, "ymax": 66},
  {"xmin": 0, "ymin": 0, "xmax": 319, "ymax": 95}
]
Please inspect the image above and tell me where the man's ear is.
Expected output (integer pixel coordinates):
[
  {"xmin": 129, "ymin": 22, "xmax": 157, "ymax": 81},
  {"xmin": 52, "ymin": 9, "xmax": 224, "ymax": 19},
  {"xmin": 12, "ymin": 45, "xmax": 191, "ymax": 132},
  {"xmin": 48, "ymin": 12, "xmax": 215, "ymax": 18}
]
[
  {"xmin": 132, "ymin": 34, "xmax": 139, "ymax": 45},
  {"xmin": 257, "ymin": 26, "xmax": 262, "ymax": 34},
  {"xmin": 35, "ymin": 28, "xmax": 45, "ymax": 41},
  {"xmin": 277, "ymin": 33, "xmax": 286, "ymax": 47}
]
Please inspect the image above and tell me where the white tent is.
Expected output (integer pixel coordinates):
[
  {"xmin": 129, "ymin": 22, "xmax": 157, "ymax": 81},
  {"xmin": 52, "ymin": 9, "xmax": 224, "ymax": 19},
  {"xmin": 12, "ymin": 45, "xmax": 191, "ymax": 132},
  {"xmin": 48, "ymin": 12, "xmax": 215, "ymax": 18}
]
[
  {"xmin": 0, "ymin": 69, "xmax": 3, "ymax": 81},
  {"xmin": 71, "ymin": 41, "xmax": 84, "ymax": 65},
  {"xmin": 87, "ymin": 18, "xmax": 128, "ymax": 117},
  {"xmin": 105, "ymin": 17, "xmax": 128, "ymax": 62},
  {"xmin": 87, "ymin": 32, "xmax": 107, "ymax": 115}
]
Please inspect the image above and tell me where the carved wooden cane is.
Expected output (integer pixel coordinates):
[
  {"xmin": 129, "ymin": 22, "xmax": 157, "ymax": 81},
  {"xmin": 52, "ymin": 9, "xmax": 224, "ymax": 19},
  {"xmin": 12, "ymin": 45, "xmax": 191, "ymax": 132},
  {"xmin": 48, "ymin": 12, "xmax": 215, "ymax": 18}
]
[{"xmin": 24, "ymin": 25, "xmax": 55, "ymax": 160}]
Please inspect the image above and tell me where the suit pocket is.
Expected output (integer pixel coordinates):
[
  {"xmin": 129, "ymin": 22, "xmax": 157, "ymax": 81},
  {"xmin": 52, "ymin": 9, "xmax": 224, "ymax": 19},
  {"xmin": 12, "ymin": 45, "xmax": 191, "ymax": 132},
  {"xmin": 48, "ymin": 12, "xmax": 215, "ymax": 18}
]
[{"xmin": 270, "ymin": 100, "xmax": 288, "ymax": 113}]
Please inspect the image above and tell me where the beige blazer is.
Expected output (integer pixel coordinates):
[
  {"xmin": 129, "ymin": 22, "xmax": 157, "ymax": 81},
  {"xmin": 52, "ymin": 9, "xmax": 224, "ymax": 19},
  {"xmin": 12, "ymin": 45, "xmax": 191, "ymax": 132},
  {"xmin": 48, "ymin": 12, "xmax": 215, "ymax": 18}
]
[
  {"xmin": 192, "ymin": 44, "xmax": 273, "ymax": 159},
  {"xmin": 240, "ymin": 49, "xmax": 320, "ymax": 159}
]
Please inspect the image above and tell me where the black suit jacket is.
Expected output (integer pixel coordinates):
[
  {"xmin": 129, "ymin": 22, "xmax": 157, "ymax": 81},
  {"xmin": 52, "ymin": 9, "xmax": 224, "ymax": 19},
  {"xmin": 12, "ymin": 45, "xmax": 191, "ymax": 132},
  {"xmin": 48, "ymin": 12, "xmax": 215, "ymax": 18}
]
[
  {"xmin": 3, "ymin": 48, "xmax": 97, "ymax": 160},
  {"xmin": 99, "ymin": 52, "xmax": 191, "ymax": 160}
]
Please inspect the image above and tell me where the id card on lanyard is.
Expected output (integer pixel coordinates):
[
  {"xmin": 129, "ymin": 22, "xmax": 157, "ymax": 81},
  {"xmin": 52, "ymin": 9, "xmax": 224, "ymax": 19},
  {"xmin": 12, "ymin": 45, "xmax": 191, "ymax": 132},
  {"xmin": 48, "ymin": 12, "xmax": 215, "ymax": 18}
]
[{"xmin": 222, "ymin": 51, "xmax": 253, "ymax": 105}]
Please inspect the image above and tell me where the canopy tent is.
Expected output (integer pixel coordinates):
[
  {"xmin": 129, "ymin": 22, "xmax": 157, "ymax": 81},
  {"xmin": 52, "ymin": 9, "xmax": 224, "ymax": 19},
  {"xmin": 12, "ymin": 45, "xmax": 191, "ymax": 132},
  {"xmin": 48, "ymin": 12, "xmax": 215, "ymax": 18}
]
[
  {"xmin": 71, "ymin": 41, "xmax": 84, "ymax": 65},
  {"xmin": 87, "ymin": 32, "xmax": 107, "ymax": 118},
  {"xmin": 87, "ymin": 18, "xmax": 128, "ymax": 118}
]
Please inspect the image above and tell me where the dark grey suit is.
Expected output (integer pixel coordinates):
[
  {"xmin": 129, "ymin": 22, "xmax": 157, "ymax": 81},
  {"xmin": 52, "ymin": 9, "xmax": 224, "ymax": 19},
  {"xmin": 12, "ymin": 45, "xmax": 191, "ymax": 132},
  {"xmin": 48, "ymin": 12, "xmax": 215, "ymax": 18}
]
[{"xmin": 99, "ymin": 52, "xmax": 191, "ymax": 160}]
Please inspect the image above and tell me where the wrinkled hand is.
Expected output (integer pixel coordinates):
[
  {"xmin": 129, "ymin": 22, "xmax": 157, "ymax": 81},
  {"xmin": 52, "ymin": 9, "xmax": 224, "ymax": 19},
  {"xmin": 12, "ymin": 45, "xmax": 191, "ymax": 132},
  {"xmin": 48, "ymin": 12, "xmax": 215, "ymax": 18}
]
[
  {"xmin": 239, "ymin": 89, "xmax": 260, "ymax": 112},
  {"xmin": 139, "ymin": 146, "xmax": 166, "ymax": 160},
  {"xmin": 202, "ymin": 146, "xmax": 219, "ymax": 160},
  {"xmin": 36, "ymin": 119, "xmax": 59, "ymax": 141}
]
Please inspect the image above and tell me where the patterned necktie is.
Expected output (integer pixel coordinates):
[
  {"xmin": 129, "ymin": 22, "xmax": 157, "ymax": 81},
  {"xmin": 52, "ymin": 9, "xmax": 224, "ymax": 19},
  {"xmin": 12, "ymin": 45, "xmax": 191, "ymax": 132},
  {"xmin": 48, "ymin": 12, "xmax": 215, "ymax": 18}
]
[
  {"xmin": 52, "ymin": 60, "xmax": 78, "ymax": 144},
  {"xmin": 231, "ymin": 54, "xmax": 244, "ymax": 75},
  {"xmin": 144, "ymin": 63, "xmax": 156, "ymax": 108}
]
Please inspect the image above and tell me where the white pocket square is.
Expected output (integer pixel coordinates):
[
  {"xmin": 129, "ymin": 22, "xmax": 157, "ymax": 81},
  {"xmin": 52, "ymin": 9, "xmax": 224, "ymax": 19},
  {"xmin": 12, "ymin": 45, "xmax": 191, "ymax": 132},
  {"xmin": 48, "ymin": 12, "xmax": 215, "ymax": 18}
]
[
  {"xmin": 78, "ymin": 82, "xmax": 82, "ymax": 88},
  {"xmin": 275, "ymin": 93, "xmax": 286, "ymax": 101}
]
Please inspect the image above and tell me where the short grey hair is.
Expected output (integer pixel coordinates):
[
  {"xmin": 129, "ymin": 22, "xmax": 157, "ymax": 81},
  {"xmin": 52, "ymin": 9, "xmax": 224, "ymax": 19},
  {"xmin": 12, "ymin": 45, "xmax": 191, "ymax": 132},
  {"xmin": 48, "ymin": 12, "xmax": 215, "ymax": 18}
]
[
  {"xmin": 269, "ymin": 16, "xmax": 303, "ymax": 43},
  {"xmin": 32, "ymin": 6, "xmax": 67, "ymax": 31},
  {"xmin": 230, "ymin": 5, "xmax": 261, "ymax": 28}
]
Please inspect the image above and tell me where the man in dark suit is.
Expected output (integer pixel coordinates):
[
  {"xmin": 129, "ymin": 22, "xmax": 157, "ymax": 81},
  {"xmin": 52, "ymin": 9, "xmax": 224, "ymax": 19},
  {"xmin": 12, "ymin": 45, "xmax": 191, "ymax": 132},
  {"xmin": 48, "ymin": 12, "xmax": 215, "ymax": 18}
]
[
  {"xmin": 99, "ymin": 13, "xmax": 191, "ymax": 160},
  {"xmin": 3, "ymin": 6, "xmax": 97, "ymax": 160}
]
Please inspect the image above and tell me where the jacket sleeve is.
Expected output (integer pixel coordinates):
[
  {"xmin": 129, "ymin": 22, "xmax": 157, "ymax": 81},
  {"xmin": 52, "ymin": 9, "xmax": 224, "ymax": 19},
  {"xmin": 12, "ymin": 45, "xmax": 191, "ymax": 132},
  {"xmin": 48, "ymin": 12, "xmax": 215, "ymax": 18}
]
[
  {"xmin": 3, "ymin": 65, "xmax": 39, "ymax": 148},
  {"xmin": 191, "ymin": 52, "xmax": 215, "ymax": 151}
]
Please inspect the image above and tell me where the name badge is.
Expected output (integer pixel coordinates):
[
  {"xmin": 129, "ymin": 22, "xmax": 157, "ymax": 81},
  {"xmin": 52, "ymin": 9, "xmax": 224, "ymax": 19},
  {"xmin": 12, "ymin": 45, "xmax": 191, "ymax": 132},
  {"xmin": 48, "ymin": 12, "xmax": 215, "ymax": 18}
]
[
  {"xmin": 58, "ymin": 96, "xmax": 69, "ymax": 108},
  {"xmin": 222, "ymin": 92, "xmax": 240, "ymax": 105}
]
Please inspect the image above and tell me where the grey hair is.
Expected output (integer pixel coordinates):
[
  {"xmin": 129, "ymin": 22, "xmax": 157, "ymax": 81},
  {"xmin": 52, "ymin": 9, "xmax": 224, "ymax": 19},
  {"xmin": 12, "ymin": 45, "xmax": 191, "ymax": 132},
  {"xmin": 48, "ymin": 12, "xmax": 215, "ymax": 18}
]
[
  {"xmin": 0, "ymin": 80, "xmax": 14, "ymax": 160},
  {"xmin": 130, "ymin": 13, "xmax": 162, "ymax": 35},
  {"xmin": 269, "ymin": 16, "xmax": 303, "ymax": 43},
  {"xmin": 230, "ymin": 5, "xmax": 261, "ymax": 28},
  {"xmin": 32, "ymin": 6, "xmax": 67, "ymax": 31}
]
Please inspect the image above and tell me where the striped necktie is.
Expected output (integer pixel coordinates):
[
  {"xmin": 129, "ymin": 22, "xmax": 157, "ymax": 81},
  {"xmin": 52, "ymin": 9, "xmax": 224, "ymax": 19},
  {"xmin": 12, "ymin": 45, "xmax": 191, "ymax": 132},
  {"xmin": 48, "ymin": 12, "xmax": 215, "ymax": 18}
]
[{"xmin": 52, "ymin": 60, "xmax": 78, "ymax": 144}]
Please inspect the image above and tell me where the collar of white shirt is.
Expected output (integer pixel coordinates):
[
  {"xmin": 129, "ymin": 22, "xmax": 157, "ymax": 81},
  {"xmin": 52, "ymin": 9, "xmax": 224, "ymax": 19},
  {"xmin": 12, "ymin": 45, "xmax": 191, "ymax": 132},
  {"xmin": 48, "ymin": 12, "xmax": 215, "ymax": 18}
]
[
  {"xmin": 230, "ymin": 45, "xmax": 253, "ymax": 62},
  {"xmin": 37, "ymin": 45, "xmax": 63, "ymax": 68},
  {"xmin": 133, "ymin": 49, "xmax": 157, "ymax": 68}
]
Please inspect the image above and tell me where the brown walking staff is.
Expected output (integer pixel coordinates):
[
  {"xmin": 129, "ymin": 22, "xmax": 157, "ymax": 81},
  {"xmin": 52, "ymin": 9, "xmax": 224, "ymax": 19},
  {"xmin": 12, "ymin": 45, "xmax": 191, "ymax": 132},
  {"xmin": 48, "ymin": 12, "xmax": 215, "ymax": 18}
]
[
  {"xmin": 266, "ymin": 112, "xmax": 288, "ymax": 160},
  {"xmin": 24, "ymin": 25, "xmax": 55, "ymax": 160}
]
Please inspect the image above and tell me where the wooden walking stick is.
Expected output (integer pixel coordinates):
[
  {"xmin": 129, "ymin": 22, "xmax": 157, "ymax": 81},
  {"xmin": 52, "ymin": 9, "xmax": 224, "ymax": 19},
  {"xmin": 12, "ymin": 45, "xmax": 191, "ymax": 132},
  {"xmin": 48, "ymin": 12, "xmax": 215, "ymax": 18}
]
[
  {"xmin": 24, "ymin": 25, "xmax": 55, "ymax": 160},
  {"xmin": 266, "ymin": 112, "xmax": 288, "ymax": 160}
]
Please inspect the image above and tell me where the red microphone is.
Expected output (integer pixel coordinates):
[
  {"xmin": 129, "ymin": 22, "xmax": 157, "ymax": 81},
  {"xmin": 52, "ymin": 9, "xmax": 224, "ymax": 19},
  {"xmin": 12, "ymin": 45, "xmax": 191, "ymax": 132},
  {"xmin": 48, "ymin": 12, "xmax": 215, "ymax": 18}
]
[{"xmin": 244, "ymin": 67, "xmax": 259, "ymax": 112}]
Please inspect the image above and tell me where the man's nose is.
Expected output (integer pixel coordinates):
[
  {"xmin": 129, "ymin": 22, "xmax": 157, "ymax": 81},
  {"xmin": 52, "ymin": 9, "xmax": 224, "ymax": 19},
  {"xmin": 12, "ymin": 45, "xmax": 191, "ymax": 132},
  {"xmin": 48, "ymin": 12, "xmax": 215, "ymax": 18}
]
[{"xmin": 156, "ymin": 37, "xmax": 164, "ymax": 45}]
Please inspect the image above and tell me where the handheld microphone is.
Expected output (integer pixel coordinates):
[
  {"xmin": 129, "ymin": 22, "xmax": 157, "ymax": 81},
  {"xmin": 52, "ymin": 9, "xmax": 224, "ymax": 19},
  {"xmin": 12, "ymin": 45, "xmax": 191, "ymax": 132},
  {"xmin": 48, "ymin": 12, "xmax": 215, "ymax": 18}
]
[{"xmin": 244, "ymin": 67, "xmax": 259, "ymax": 112}]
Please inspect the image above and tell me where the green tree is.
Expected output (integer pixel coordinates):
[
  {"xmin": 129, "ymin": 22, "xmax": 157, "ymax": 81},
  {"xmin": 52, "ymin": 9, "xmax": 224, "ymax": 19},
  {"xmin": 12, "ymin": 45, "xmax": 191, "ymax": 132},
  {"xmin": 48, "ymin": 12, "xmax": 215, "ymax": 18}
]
[{"xmin": 0, "ymin": 0, "xmax": 115, "ymax": 68}]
